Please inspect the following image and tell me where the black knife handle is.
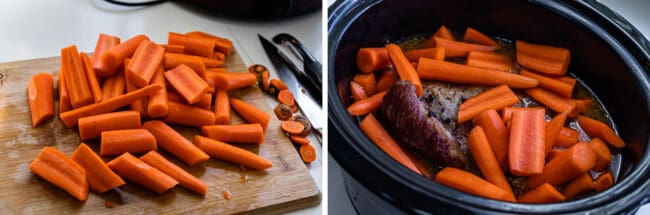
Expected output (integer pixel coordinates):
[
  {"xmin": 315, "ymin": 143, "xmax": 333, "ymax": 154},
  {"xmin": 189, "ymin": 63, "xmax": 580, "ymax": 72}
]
[{"xmin": 273, "ymin": 33, "xmax": 322, "ymax": 85}]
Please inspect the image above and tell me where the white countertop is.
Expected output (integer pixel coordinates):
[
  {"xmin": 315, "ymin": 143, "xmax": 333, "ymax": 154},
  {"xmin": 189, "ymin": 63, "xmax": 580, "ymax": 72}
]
[{"xmin": 0, "ymin": 0, "xmax": 322, "ymax": 214}]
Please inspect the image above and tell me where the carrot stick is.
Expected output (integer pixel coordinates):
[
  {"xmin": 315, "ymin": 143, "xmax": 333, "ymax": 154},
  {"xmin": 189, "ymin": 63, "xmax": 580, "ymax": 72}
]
[
  {"xmin": 164, "ymin": 64, "xmax": 209, "ymax": 104},
  {"xmin": 91, "ymin": 33, "xmax": 120, "ymax": 77},
  {"xmin": 281, "ymin": 121, "xmax": 304, "ymax": 135},
  {"xmin": 290, "ymin": 135, "xmax": 311, "ymax": 145},
  {"xmin": 376, "ymin": 70, "xmax": 398, "ymax": 92},
  {"xmin": 578, "ymin": 115, "xmax": 625, "ymax": 148},
  {"xmin": 468, "ymin": 126, "xmax": 515, "ymax": 199},
  {"xmin": 58, "ymin": 68, "xmax": 72, "ymax": 115},
  {"xmin": 143, "ymin": 120, "xmax": 210, "ymax": 166},
  {"xmin": 545, "ymin": 113, "xmax": 568, "ymax": 154},
  {"xmin": 270, "ymin": 79, "xmax": 288, "ymax": 91},
  {"xmin": 202, "ymin": 68, "xmax": 228, "ymax": 87},
  {"xmin": 404, "ymin": 48, "xmax": 445, "ymax": 62},
  {"xmin": 213, "ymin": 51, "xmax": 226, "ymax": 61},
  {"xmin": 352, "ymin": 73, "xmax": 376, "ymax": 96},
  {"xmin": 100, "ymin": 129, "xmax": 157, "ymax": 156},
  {"xmin": 386, "ymin": 43, "xmax": 423, "ymax": 96},
  {"xmin": 71, "ymin": 143, "xmax": 125, "ymax": 193},
  {"xmin": 472, "ymin": 109, "xmax": 509, "ymax": 170},
  {"xmin": 422, "ymin": 25, "xmax": 455, "ymax": 48},
  {"xmin": 594, "ymin": 172, "xmax": 614, "ymax": 192},
  {"xmin": 277, "ymin": 89, "xmax": 295, "ymax": 106},
  {"xmin": 200, "ymin": 56, "xmax": 224, "ymax": 68},
  {"xmin": 214, "ymin": 89, "xmax": 231, "ymax": 124},
  {"xmin": 526, "ymin": 142, "xmax": 596, "ymax": 189},
  {"xmin": 300, "ymin": 144, "xmax": 317, "ymax": 163},
  {"xmin": 100, "ymin": 70, "xmax": 125, "ymax": 101},
  {"xmin": 201, "ymin": 124, "xmax": 264, "ymax": 144},
  {"xmin": 555, "ymin": 127, "xmax": 579, "ymax": 147},
  {"xmin": 163, "ymin": 52, "xmax": 208, "ymax": 78},
  {"xmin": 61, "ymin": 45, "xmax": 93, "ymax": 108},
  {"xmin": 463, "ymin": 27, "xmax": 499, "ymax": 47},
  {"xmin": 162, "ymin": 44, "xmax": 184, "ymax": 53},
  {"xmin": 589, "ymin": 138, "xmax": 612, "ymax": 171},
  {"xmin": 211, "ymin": 72, "xmax": 257, "ymax": 90},
  {"xmin": 193, "ymin": 135, "xmax": 272, "ymax": 170},
  {"xmin": 516, "ymin": 40, "xmax": 570, "ymax": 76},
  {"xmin": 347, "ymin": 91, "xmax": 388, "ymax": 116},
  {"xmin": 466, "ymin": 51, "xmax": 514, "ymax": 72},
  {"xmin": 562, "ymin": 172, "xmax": 594, "ymax": 200},
  {"xmin": 126, "ymin": 40, "xmax": 165, "ymax": 88},
  {"xmin": 168, "ymin": 32, "xmax": 214, "ymax": 58},
  {"xmin": 78, "ymin": 110, "xmax": 142, "ymax": 141},
  {"xmin": 140, "ymin": 151, "xmax": 207, "ymax": 196},
  {"xmin": 230, "ymin": 98, "xmax": 271, "ymax": 131},
  {"xmin": 520, "ymin": 70, "xmax": 575, "ymax": 98},
  {"xmin": 147, "ymin": 64, "xmax": 169, "ymax": 118},
  {"xmin": 509, "ymin": 108, "xmax": 546, "ymax": 176},
  {"xmin": 458, "ymin": 85, "xmax": 519, "ymax": 123},
  {"xmin": 101, "ymin": 34, "xmax": 149, "ymax": 76},
  {"xmin": 435, "ymin": 167, "xmax": 514, "ymax": 202},
  {"xmin": 572, "ymin": 98, "xmax": 594, "ymax": 114},
  {"xmin": 417, "ymin": 58, "xmax": 539, "ymax": 89},
  {"xmin": 29, "ymin": 147, "xmax": 88, "ymax": 201},
  {"xmin": 185, "ymin": 31, "xmax": 233, "ymax": 55},
  {"xmin": 360, "ymin": 114, "xmax": 421, "ymax": 174},
  {"xmin": 27, "ymin": 73, "xmax": 54, "ymax": 127},
  {"xmin": 80, "ymin": 53, "xmax": 103, "ymax": 103},
  {"xmin": 433, "ymin": 37, "xmax": 496, "ymax": 58},
  {"xmin": 525, "ymin": 87, "xmax": 578, "ymax": 116},
  {"xmin": 356, "ymin": 47, "xmax": 390, "ymax": 73},
  {"xmin": 124, "ymin": 59, "xmax": 148, "ymax": 118},
  {"xmin": 163, "ymin": 101, "xmax": 216, "ymax": 127},
  {"xmin": 60, "ymin": 84, "xmax": 162, "ymax": 128},
  {"xmin": 350, "ymin": 81, "xmax": 368, "ymax": 102},
  {"xmin": 107, "ymin": 152, "xmax": 178, "ymax": 194},
  {"xmin": 501, "ymin": 107, "xmax": 534, "ymax": 124},
  {"xmin": 517, "ymin": 183, "xmax": 565, "ymax": 203},
  {"xmin": 167, "ymin": 91, "xmax": 211, "ymax": 109}
]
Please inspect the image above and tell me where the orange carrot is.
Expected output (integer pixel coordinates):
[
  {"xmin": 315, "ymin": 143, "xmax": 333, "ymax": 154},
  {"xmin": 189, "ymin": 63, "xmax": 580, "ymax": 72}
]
[
  {"xmin": 277, "ymin": 89, "xmax": 295, "ymax": 106},
  {"xmin": 100, "ymin": 129, "xmax": 157, "ymax": 156},
  {"xmin": 347, "ymin": 91, "xmax": 388, "ymax": 116},
  {"xmin": 417, "ymin": 58, "xmax": 539, "ymax": 89},
  {"xmin": 468, "ymin": 126, "xmax": 515, "ymax": 199},
  {"xmin": 360, "ymin": 114, "xmax": 421, "ymax": 174},
  {"xmin": 100, "ymin": 70, "xmax": 125, "ymax": 101},
  {"xmin": 458, "ymin": 85, "xmax": 519, "ymax": 123},
  {"xmin": 433, "ymin": 37, "xmax": 496, "ymax": 58},
  {"xmin": 61, "ymin": 45, "xmax": 93, "ymax": 108},
  {"xmin": 589, "ymin": 138, "xmax": 612, "ymax": 171},
  {"xmin": 162, "ymin": 44, "xmax": 184, "ymax": 53},
  {"xmin": 58, "ymin": 68, "xmax": 72, "ymax": 115},
  {"xmin": 290, "ymin": 135, "xmax": 311, "ymax": 145},
  {"xmin": 518, "ymin": 183, "xmax": 565, "ymax": 203},
  {"xmin": 78, "ymin": 110, "xmax": 142, "ymax": 141},
  {"xmin": 213, "ymin": 51, "xmax": 226, "ymax": 61},
  {"xmin": 71, "ymin": 143, "xmax": 125, "ymax": 193},
  {"xmin": 143, "ymin": 120, "xmax": 210, "ymax": 166},
  {"xmin": 404, "ymin": 48, "xmax": 445, "ymax": 62},
  {"xmin": 147, "ymin": 64, "xmax": 169, "ymax": 118},
  {"xmin": 352, "ymin": 73, "xmax": 377, "ymax": 96},
  {"xmin": 545, "ymin": 113, "xmax": 568, "ymax": 154},
  {"xmin": 386, "ymin": 43, "xmax": 423, "ymax": 96},
  {"xmin": 203, "ymin": 68, "xmax": 229, "ymax": 87},
  {"xmin": 594, "ymin": 172, "xmax": 614, "ymax": 192},
  {"xmin": 466, "ymin": 51, "xmax": 514, "ymax": 72},
  {"xmin": 350, "ymin": 81, "xmax": 368, "ymax": 102},
  {"xmin": 124, "ymin": 59, "xmax": 148, "ymax": 118},
  {"xmin": 59, "ymin": 84, "xmax": 162, "ymax": 128},
  {"xmin": 101, "ymin": 35, "xmax": 149, "ymax": 76},
  {"xmin": 167, "ymin": 91, "xmax": 211, "ymax": 109},
  {"xmin": 520, "ymin": 70, "xmax": 575, "ymax": 98},
  {"xmin": 555, "ymin": 127, "xmax": 579, "ymax": 147},
  {"xmin": 435, "ymin": 167, "xmax": 514, "ymax": 202},
  {"xmin": 300, "ymin": 144, "xmax": 317, "ymax": 163},
  {"xmin": 107, "ymin": 152, "xmax": 178, "ymax": 194},
  {"xmin": 356, "ymin": 47, "xmax": 390, "ymax": 73},
  {"xmin": 500, "ymin": 107, "xmax": 534, "ymax": 124},
  {"xmin": 422, "ymin": 25, "xmax": 455, "ymax": 48},
  {"xmin": 163, "ymin": 101, "xmax": 216, "ymax": 127},
  {"xmin": 27, "ymin": 73, "xmax": 54, "ymax": 127},
  {"xmin": 211, "ymin": 72, "xmax": 257, "ymax": 90},
  {"xmin": 376, "ymin": 70, "xmax": 398, "ymax": 92},
  {"xmin": 526, "ymin": 142, "xmax": 596, "ymax": 189},
  {"xmin": 509, "ymin": 108, "xmax": 546, "ymax": 176},
  {"xmin": 140, "ymin": 151, "xmax": 207, "ymax": 196},
  {"xmin": 516, "ymin": 40, "xmax": 570, "ymax": 76},
  {"xmin": 472, "ymin": 109, "xmax": 509, "ymax": 170},
  {"xmin": 547, "ymin": 148, "xmax": 566, "ymax": 161},
  {"xmin": 463, "ymin": 27, "xmax": 499, "ymax": 47},
  {"xmin": 578, "ymin": 115, "xmax": 625, "ymax": 148},
  {"xmin": 193, "ymin": 135, "xmax": 272, "ymax": 170},
  {"xmin": 573, "ymin": 98, "xmax": 594, "ymax": 114},
  {"xmin": 185, "ymin": 31, "xmax": 233, "ymax": 55},
  {"xmin": 270, "ymin": 79, "xmax": 288, "ymax": 91},
  {"xmin": 230, "ymin": 98, "xmax": 271, "ymax": 131},
  {"xmin": 164, "ymin": 64, "xmax": 209, "ymax": 104},
  {"xmin": 168, "ymin": 32, "xmax": 214, "ymax": 58},
  {"xmin": 29, "ymin": 147, "xmax": 88, "ymax": 201},
  {"xmin": 274, "ymin": 104, "xmax": 292, "ymax": 121},
  {"xmin": 213, "ymin": 89, "xmax": 231, "ymax": 124},
  {"xmin": 163, "ymin": 52, "xmax": 208, "ymax": 78},
  {"xmin": 525, "ymin": 87, "xmax": 578, "ymax": 116},
  {"xmin": 91, "ymin": 33, "xmax": 120, "ymax": 76},
  {"xmin": 201, "ymin": 124, "xmax": 264, "ymax": 144},
  {"xmin": 80, "ymin": 53, "xmax": 103, "ymax": 103},
  {"xmin": 281, "ymin": 121, "xmax": 304, "ymax": 135},
  {"xmin": 200, "ymin": 57, "xmax": 224, "ymax": 68},
  {"xmin": 126, "ymin": 40, "xmax": 165, "ymax": 88},
  {"xmin": 562, "ymin": 172, "xmax": 594, "ymax": 200}
]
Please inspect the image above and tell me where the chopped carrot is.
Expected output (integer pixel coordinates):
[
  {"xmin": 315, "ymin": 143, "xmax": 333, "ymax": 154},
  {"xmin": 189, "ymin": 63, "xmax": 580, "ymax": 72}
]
[
  {"xmin": 140, "ymin": 151, "xmax": 207, "ymax": 196},
  {"xmin": 261, "ymin": 70, "xmax": 270, "ymax": 90},
  {"xmin": 27, "ymin": 73, "xmax": 54, "ymax": 127},
  {"xmin": 70, "ymin": 143, "xmax": 125, "ymax": 193},
  {"xmin": 213, "ymin": 51, "xmax": 226, "ymax": 61},
  {"xmin": 300, "ymin": 144, "xmax": 317, "ymax": 163},
  {"xmin": 201, "ymin": 124, "xmax": 264, "ymax": 144},
  {"xmin": 78, "ymin": 110, "xmax": 142, "ymax": 141},
  {"xmin": 91, "ymin": 33, "xmax": 120, "ymax": 77},
  {"xmin": 433, "ymin": 37, "xmax": 496, "ymax": 58},
  {"xmin": 101, "ymin": 35, "xmax": 149, "ymax": 75},
  {"xmin": 58, "ymin": 68, "xmax": 72, "ymax": 115},
  {"xmin": 80, "ymin": 53, "xmax": 103, "ymax": 103},
  {"xmin": 203, "ymin": 68, "xmax": 229, "ymax": 87},
  {"xmin": 352, "ymin": 73, "xmax": 377, "ymax": 96},
  {"xmin": 162, "ymin": 44, "xmax": 184, "ymax": 53},
  {"xmin": 517, "ymin": 183, "xmax": 565, "ymax": 203},
  {"xmin": 107, "ymin": 152, "xmax": 178, "ymax": 194},
  {"xmin": 463, "ymin": 27, "xmax": 499, "ymax": 47},
  {"xmin": 404, "ymin": 48, "xmax": 445, "ymax": 62},
  {"xmin": 163, "ymin": 101, "xmax": 216, "ymax": 127},
  {"xmin": 509, "ymin": 108, "xmax": 546, "ymax": 176},
  {"xmin": 290, "ymin": 135, "xmax": 311, "ymax": 145},
  {"xmin": 572, "ymin": 98, "xmax": 594, "ymax": 114},
  {"xmin": 526, "ymin": 142, "xmax": 596, "ymax": 189},
  {"xmin": 386, "ymin": 43, "xmax": 423, "ymax": 96},
  {"xmin": 274, "ymin": 104, "xmax": 292, "ymax": 121},
  {"xmin": 360, "ymin": 114, "xmax": 421, "ymax": 175},
  {"xmin": 435, "ymin": 167, "xmax": 514, "ymax": 202},
  {"xmin": 230, "ymin": 98, "xmax": 271, "ymax": 131},
  {"xmin": 458, "ymin": 85, "xmax": 519, "ymax": 123},
  {"xmin": 578, "ymin": 115, "xmax": 625, "ymax": 148},
  {"xmin": 545, "ymin": 113, "xmax": 568, "ymax": 154},
  {"xmin": 29, "ymin": 147, "xmax": 88, "ymax": 201},
  {"xmin": 525, "ymin": 87, "xmax": 578, "ymax": 116},
  {"xmin": 185, "ymin": 31, "xmax": 233, "ymax": 55},
  {"xmin": 147, "ymin": 64, "xmax": 169, "ymax": 118},
  {"xmin": 350, "ymin": 81, "xmax": 368, "ymax": 102},
  {"xmin": 166, "ymin": 91, "xmax": 211, "ymax": 109},
  {"xmin": 555, "ymin": 127, "xmax": 579, "ymax": 147},
  {"xmin": 376, "ymin": 70, "xmax": 398, "ymax": 92},
  {"xmin": 214, "ymin": 89, "xmax": 231, "ymax": 124},
  {"xmin": 100, "ymin": 70, "xmax": 125, "ymax": 101},
  {"xmin": 143, "ymin": 120, "xmax": 210, "ymax": 166},
  {"xmin": 164, "ymin": 64, "xmax": 209, "ymax": 104},
  {"xmin": 417, "ymin": 58, "xmax": 538, "ymax": 89},
  {"xmin": 589, "ymin": 138, "xmax": 612, "ymax": 171},
  {"xmin": 193, "ymin": 135, "xmax": 273, "ymax": 170},
  {"xmin": 290, "ymin": 115, "xmax": 312, "ymax": 137},
  {"xmin": 280, "ymin": 121, "xmax": 305, "ymax": 135},
  {"xmin": 468, "ymin": 126, "xmax": 515, "ymax": 199},
  {"xmin": 472, "ymin": 109, "xmax": 509, "ymax": 170},
  {"xmin": 356, "ymin": 47, "xmax": 390, "ymax": 73},
  {"xmin": 520, "ymin": 70, "xmax": 575, "ymax": 98},
  {"xmin": 501, "ymin": 107, "xmax": 536, "ymax": 124},
  {"xmin": 270, "ymin": 79, "xmax": 288, "ymax": 91},
  {"xmin": 61, "ymin": 45, "xmax": 93, "ymax": 108},
  {"xmin": 422, "ymin": 25, "xmax": 455, "ymax": 47},
  {"xmin": 100, "ymin": 129, "xmax": 157, "ymax": 156},
  {"xmin": 124, "ymin": 59, "xmax": 148, "ymax": 118},
  {"xmin": 163, "ymin": 52, "xmax": 208, "ymax": 78},
  {"xmin": 168, "ymin": 32, "xmax": 214, "ymax": 58},
  {"xmin": 211, "ymin": 72, "xmax": 257, "ymax": 91},
  {"xmin": 277, "ymin": 89, "xmax": 296, "ymax": 106},
  {"xmin": 200, "ymin": 56, "xmax": 224, "ymax": 68},
  {"xmin": 562, "ymin": 172, "xmax": 594, "ymax": 200},
  {"xmin": 516, "ymin": 40, "xmax": 570, "ymax": 76},
  {"xmin": 126, "ymin": 40, "xmax": 165, "ymax": 88},
  {"xmin": 547, "ymin": 148, "xmax": 566, "ymax": 161},
  {"xmin": 466, "ymin": 51, "xmax": 514, "ymax": 72},
  {"xmin": 594, "ymin": 172, "xmax": 614, "ymax": 192},
  {"xmin": 347, "ymin": 91, "xmax": 388, "ymax": 116}
]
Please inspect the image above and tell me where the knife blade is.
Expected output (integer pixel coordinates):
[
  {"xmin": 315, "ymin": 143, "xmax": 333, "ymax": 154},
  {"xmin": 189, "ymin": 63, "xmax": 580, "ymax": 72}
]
[{"xmin": 258, "ymin": 34, "xmax": 323, "ymax": 138}]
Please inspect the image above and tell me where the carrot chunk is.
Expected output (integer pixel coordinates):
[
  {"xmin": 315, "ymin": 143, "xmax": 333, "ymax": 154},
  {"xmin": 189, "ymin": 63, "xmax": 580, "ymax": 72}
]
[
  {"xmin": 107, "ymin": 153, "xmax": 178, "ymax": 194},
  {"xmin": 525, "ymin": 87, "xmax": 578, "ymax": 116},
  {"xmin": 468, "ymin": 126, "xmax": 515, "ymax": 199},
  {"xmin": 140, "ymin": 151, "xmax": 207, "ymax": 196},
  {"xmin": 466, "ymin": 51, "xmax": 514, "ymax": 72},
  {"xmin": 163, "ymin": 101, "xmax": 216, "ymax": 127},
  {"xmin": 91, "ymin": 33, "xmax": 120, "ymax": 77},
  {"xmin": 458, "ymin": 85, "xmax": 519, "ymax": 123},
  {"xmin": 201, "ymin": 124, "xmax": 265, "ymax": 144},
  {"xmin": 168, "ymin": 32, "xmax": 214, "ymax": 58},
  {"xmin": 518, "ymin": 183, "xmax": 565, "ymax": 203},
  {"xmin": 29, "ymin": 147, "xmax": 88, "ymax": 201},
  {"xmin": 356, "ymin": 48, "xmax": 390, "ymax": 73},
  {"xmin": 213, "ymin": 90, "xmax": 231, "ymax": 124},
  {"xmin": 562, "ymin": 172, "xmax": 594, "ymax": 200},
  {"xmin": 526, "ymin": 142, "xmax": 596, "ymax": 189},
  {"xmin": 61, "ymin": 45, "xmax": 93, "ymax": 108},
  {"xmin": 404, "ymin": 48, "xmax": 445, "ymax": 62},
  {"xmin": 230, "ymin": 98, "xmax": 271, "ymax": 131},
  {"xmin": 80, "ymin": 53, "xmax": 103, "ymax": 103},
  {"xmin": 589, "ymin": 138, "xmax": 612, "ymax": 171},
  {"xmin": 27, "ymin": 73, "xmax": 54, "ymax": 127},
  {"xmin": 435, "ymin": 167, "xmax": 514, "ymax": 202},
  {"xmin": 578, "ymin": 115, "xmax": 626, "ymax": 148},
  {"xmin": 594, "ymin": 172, "xmax": 614, "ymax": 192},
  {"xmin": 143, "ymin": 120, "xmax": 210, "ymax": 166},
  {"xmin": 386, "ymin": 43, "xmax": 423, "ymax": 96},
  {"xmin": 360, "ymin": 114, "xmax": 421, "ymax": 174},
  {"xmin": 516, "ymin": 40, "xmax": 570, "ymax": 76},
  {"xmin": 472, "ymin": 109, "xmax": 509, "ymax": 170},
  {"xmin": 193, "ymin": 135, "xmax": 273, "ymax": 170},
  {"xmin": 347, "ymin": 91, "xmax": 387, "ymax": 116},
  {"xmin": 100, "ymin": 129, "xmax": 157, "ymax": 156},
  {"xmin": 101, "ymin": 35, "xmax": 149, "ymax": 75},
  {"xmin": 433, "ymin": 37, "xmax": 496, "ymax": 58},
  {"xmin": 147, "ymin": 64, "xmax": 169, "ymax": 118},
  {"xmin": 545, "ymin": 113, "xmax": 568, "ymax": 154},
  {"xmin": 164, "ymin": 64, "xmax": 209, "ymax": 105},
  {"xmin": 211, "ymin": 72, "xmax": 257, "ymax": 91},
  {"xmin": 78, "ymin": 110, "xmax": 142, "ymax": 141},
  {"xmin": 555, "ymin": 127, "xmax": 579, "ymax": 147},
  {"xmin": 126, "ymin": 40, "xmax": 165, "ymax": 88},
  {"xmin": 463, "ymin": 27, "xmax": 499, "ymax": 47},
  {"xmin": 71, "ymin": 143, "xmax": 125, "ymax": 193},
  {"xmin": 508, "ymin": 108, "xmax": 546, "ymax": 176},
  {"xmin": 417, "ymin": 58, "xmax": 538, "ymax": 89}
]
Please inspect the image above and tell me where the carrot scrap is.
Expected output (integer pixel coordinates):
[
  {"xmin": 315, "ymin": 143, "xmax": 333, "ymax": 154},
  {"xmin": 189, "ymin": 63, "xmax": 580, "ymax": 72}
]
[
  {"xmin": 27, "ymin": 73, "xmax": 54, "ymax": 127},
  {"xmin": 274, "ymin": 104, "xmax": 292, "ymax": 121},
  {"xmin": 277, "ymin": 89, "xmax": 296, "ymax": 106},
  {"xmin": 290, "ymin": 135, "xmax": 311, "ymax": 145},
  {"xmin": 300, "ymin": 144, "xmax": 317, "ymax": 163},
  {"xmin": 280, "ymin": 121, "xmax": 305, "ymax": 135}
]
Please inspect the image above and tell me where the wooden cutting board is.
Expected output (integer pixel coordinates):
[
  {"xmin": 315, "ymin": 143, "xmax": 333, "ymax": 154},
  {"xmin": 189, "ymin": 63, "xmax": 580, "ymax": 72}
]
[{"xmin": 0, "ymin": 50, "xmax": 320, "ymax": 214}]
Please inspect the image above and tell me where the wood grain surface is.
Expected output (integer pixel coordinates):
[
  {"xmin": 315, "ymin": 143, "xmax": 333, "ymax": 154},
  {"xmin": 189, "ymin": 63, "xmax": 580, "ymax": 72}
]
[{"xmin": 0, "ymin": 50, "xmax": 320, "ymax": 214}]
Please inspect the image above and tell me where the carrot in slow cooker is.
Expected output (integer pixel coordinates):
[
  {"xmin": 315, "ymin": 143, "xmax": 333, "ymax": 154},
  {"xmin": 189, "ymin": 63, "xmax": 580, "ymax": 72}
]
[
  {"xmin": 140, "ymin": 151, "xmax": 207, "ymax": 196},
  {"xmin": 516, "ymin": 40, "xmax": 570, "ymax": 76},
  {"xmin": 168, "ymin": 32, "xmax": 214, "ymax": 58},
  {"xmin": 163, "ymin": 52, "xmax": 208, "ymax": 77},
  {"xmin": 352, "ymin": 73, "xmax": 377, "ymax": 96},
  {"xmin": 386, "ymin": 43, "xmax": 423, "ymax": 96},
  {"xmin": 100, "ymin": 70, "xmax": 125, "ymax": 101},
  {"xmin": 143, "ymin": 120, "xmax": 210, "ymax": 166},
  {"xmin": 193, "ymin": 135, "xmax": 273, "ymax": 170},
  {"xmin": 107, "ymin": 152, "xmax": 178, "ymax": 194},
  {"xmin": 594, "ymin": 172, "xmax": 614, "ymax": 192},
  {"xmin": 509, "ymin": 108, "xmax": 546, "ymax": 176},
  {"xmin": 472, "ymin": 109, "xmax": 509, "ymax": 170},
  {"xmin": 80, "ymin": 53, "xmax": 103, "ymax": 103},
  {"xmin": 211, "ymin": 72, "xmax": 257, "ymax": 91},
  {"xmin": 27, "ymin": 73, "xmax": 54, "ymax": 127},
  {"xmin": 545, "ymin": 113, "xmax": 568, "ymax": 154},
  {"xmin": 230, "ymin": 98, "xmax": 271, "ymax": 131},
  {"xmin": 517, "ymin": 183, "xmax": 565, "ymax": 203},
  {"xmin": 547, "ymin": 148, "xmax": 566, "ymax": 161},
  {"xmin": 465, "ymin": 51, "xmax": 514, "ymax": 72},
  {"xmin": 70, "ymin": 143, "xmax": 125, "ymax": 193},
  {"xmin": 562, "ymin": 172, "xmax": 594, "ymax": 200},
  {"xmin": 161, "ymin": 44, "xmax": 184, "ymax": 54},
  {"xmin": 165, "ymin": 64, "xmax": 209, "ymax": 104},
  {"xmin": 435, "ymin": 167, "xmax": 514, "ymax": 202},
  {"xmin": 100, "ymin": 129, "xmax": 157, "ymax": 156},
  {"xmin": 201, "ymin": 124, "xmax": 265, "ymax": 144},
  {"xmin": 404, "ymin": 48, "xmax": 445, "ymax": 62},
  {"xmin": 91, "ymin": 33, "xmax": 120, "ymax": 76},
  {"xmin": 124, "ymin": 59, "xmax": 148, "ymax": 118},
  {"xmin": 58, "ymin": 67, "xmax": 72, "ymax": 115},
  {"xmin": 468, "ymin": 126, "xmax": 515, "ymax": 199},
  {"xmin": 417, "ymin": 58, "xmax": 539, "ymax": 89},
  {"xmin": 433, "ymin": 37, "xmax": 496, "ymax": 58},
  {"xmin": 463, "ymin": 27, "xmax": 499, "ymax": 47},
  {"xmin": 60, "ymin": 84, "xmax": 162, "ymax": 128},
  {"xmin": 163, "ymin": 101, "xmax": 215, "ymax": 127},
  {"xmin": 356, "ymin": 47, "xmax": 390, "ymax": 73},
  {"xmin": 555, "ymin": 127, "xmax": 579, "ymax": 147},
  {"xmin": 281, "ymin": 121, "xmax": 304, "ymax": 136},
  {"xmin": 213, "ymin": 89, "xmax": 231, "ymax": 124},
  {"xmin": 185, "ymin": 31, "xmax": 233, "ymax": 55},
  {"xmin": 520, "ymin": 70, "xmax": 575, "ymax": 98},
  {"xmin": 589, "ymin": 138, "xmax": 612, "ymax": 172},
  {"xmin": 127, "ymin": 40, "xmax": 165, "ymax": 88},
  {"xmin": 61, "ymin": 45, "xmax": 93, "ymax": 108},
  {"xmin": 277, "ymin": 89, "xmax": 295, "ymax": 106},
  {"xmin": 29, "ymin": 147, "xmax": 88, "ymax": 201},
  {"xmin": 577, "ymin": 115, "xmax": 626, "ymax": 148},
  {"xmin": 526, "ymin": 142, "xmax": 596, "ymax": 189},
  {"xmin": 350, "ymin": 81, "xmax": 368, "ymax": 102},
  {"xmin": 572, "ymin": 98, "xmax": 594, "ymax": 114},
  {"xmin": 78, "ymin": 110, "xmax": 142, "ymax": 141},
  {"xmin": 347, "ymin": 91, "xmax": 388, "ymax": 116},
  {"xmin": 290, "ymin": 135, "xmax": 310, "ymax": 145},
  {"xmin": 422, "ymin": 25, "xmax": 455, "ymax": 48},
  {"xmin": 501, "ymin": 107, "xmax": 538, "ymax": 124},
  {"xmin": 360, "ymin": 114, "xmax": 421, "ymax": 175},
  {"xmin": 376, "ymin": 70, "xmax": 398, "ymax": 92},
  {"xmin": 457, "ymin": 85, "xmax": 519, "ymax": 123},
  {"xmin": 101, "ymin": 34, "xmax": 149, "ymax": 76},
  {"xmin": 525, "ymin": 87, "xmax": 578, "ymax": 117},
  {"xmin": 147, "ymin": 64, "xmax": 169, "ymax": 118},
  {"xmin": 300, "ymin": 144, "xmax": 317, "ymax": 163}
]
